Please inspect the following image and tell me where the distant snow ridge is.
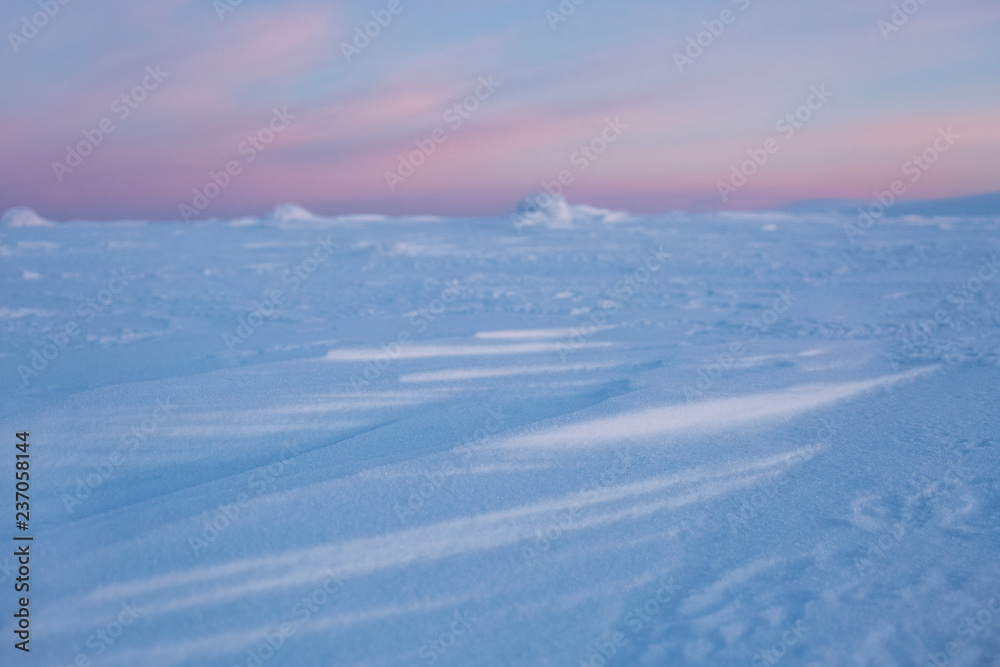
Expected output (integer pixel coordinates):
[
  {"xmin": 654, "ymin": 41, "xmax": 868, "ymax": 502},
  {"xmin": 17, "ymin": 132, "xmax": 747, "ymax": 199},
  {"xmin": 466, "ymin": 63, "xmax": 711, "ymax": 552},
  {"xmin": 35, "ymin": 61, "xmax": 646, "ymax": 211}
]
[
  {"xmin": 267, "ymin": 203, "xmax": 326, "ymax": 225},
  {"xmin": 513, "ymin": 194, "xmax": 631, "ymax": 229},
  {"xmin": 1, "ymin": 207, "xmax": 54, "ymax": 227}
]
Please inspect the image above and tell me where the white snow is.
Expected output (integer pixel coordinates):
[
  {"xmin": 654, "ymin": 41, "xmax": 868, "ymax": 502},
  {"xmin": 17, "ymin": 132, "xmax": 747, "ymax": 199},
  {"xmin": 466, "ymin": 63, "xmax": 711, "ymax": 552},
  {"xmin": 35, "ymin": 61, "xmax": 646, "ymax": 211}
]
[
  {"xmin": 267, "ymin": 203, "xmax": 327, "ymax": 225},
  {"xmin": 500, "ymin": 367, "xmax": 937, "ymax": 449},
  {"xmin": 1, "ymin": 206, "xmax": 54, "ymax": 227},
  {"xmin": 399, "ymin": 363, "xmax": 616, "ymax": 383},
  {"xmin": 1, "ymin": 203, "xmax": 998, "ymax": 666},
  {"xmin": 474, "ymin": 327, "xmax": 612, "ymax": 340},
  {"xmin": 513, "ymin": 193, "xmax": 633, "ymax": 228},
  {"xmin": 323, "ymin": 341, "xmax": 611, "ymax": 361}
]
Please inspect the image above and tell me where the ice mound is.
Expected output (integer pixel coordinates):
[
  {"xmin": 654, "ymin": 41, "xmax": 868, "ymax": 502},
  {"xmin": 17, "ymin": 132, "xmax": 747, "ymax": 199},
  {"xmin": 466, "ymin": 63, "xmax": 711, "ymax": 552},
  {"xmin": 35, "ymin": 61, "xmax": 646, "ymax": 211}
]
[
  {"xmin": 267, "ymin": 203, "xmax": 327, "ymax": 225},
  {"xmin": 1, "ymin": 207, "xmax": 54, "ymax": 227},
  {"xmin": 512, "ymin": 194, "xmax": 632, "ymax": 229},
  {"xmin": 514, "ymin": 193, "xmax": 574, "ymax": 228}
]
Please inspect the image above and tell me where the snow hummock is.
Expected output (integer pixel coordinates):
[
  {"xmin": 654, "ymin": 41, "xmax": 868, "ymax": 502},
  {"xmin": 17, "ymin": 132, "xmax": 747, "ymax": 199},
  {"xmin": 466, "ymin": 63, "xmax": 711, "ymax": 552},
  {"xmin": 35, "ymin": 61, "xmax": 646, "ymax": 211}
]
[
  {"xmin": 514, "ymin": 193, "xmax": 575, "ymax": 228},
  {"xmin": 513, "ymin": 194, "xmax": 633, "ymax": 228},
  {"xmin": 1, "ymin": 206, "xmax": 54, "ymax": 227},
  {"xmin": 267, "ymin": 203, "xmax": 327, "ymax": 225}
]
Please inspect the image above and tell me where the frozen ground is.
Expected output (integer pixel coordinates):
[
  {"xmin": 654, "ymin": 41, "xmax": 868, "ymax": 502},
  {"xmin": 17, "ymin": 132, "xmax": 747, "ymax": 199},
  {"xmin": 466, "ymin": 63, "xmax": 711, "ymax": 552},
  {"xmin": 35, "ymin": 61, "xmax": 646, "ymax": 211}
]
[{"xmin": 1, "ymin": 201, "xmax": 999, "ymax": 666}]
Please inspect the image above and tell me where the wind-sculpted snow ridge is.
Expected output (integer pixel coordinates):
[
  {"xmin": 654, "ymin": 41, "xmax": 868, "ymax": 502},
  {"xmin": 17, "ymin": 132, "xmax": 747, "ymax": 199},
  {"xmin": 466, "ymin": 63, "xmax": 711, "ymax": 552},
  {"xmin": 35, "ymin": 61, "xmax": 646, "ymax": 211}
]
[
  {"xmin": 1, "ymin": 206, "xmax": 54, "ymax": 227},
  {"xmin": 266, "ymin": 203, "xmax": 327, "ymax": 225},
  {"xmin": 1, "ymin": 207, "xmax": 998, "ymax": 666},
  {"xmin": 253, "ymin": 203, "xmax": 447, "ymax": 227},
  {"xmin": 497, "ymin": 367, "xmax": 937, "ymax": 450}
]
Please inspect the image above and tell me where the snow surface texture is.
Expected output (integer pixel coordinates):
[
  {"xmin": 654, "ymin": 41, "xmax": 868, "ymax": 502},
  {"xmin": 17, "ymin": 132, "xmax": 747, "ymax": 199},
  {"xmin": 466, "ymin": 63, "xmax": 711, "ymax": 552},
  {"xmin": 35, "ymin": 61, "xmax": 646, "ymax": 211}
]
[{"xmin": 1, "ymin": 201, "xmax": 999, "ymax": 666}]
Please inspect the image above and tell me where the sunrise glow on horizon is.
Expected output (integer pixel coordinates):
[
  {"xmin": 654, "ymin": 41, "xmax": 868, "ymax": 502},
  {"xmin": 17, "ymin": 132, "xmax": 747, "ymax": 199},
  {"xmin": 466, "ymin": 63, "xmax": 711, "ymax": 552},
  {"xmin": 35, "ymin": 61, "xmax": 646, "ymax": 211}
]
[{"xmin": 1, "ymin": 0, "xmax": 998, "ymax": 221}]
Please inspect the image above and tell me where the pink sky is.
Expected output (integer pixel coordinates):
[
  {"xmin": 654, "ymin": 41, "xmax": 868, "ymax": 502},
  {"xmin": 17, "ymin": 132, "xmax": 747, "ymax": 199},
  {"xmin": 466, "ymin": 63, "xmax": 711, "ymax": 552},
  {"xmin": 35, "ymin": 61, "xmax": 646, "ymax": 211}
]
[{"xmin": 1, "ymin": 0, "xmax": 998, "ymax": 220}]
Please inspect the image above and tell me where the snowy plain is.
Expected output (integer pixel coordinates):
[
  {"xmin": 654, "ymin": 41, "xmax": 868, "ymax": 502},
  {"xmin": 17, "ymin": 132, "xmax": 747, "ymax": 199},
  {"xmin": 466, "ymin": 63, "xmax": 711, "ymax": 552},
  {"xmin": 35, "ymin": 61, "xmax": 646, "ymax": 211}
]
[{"xmin": 1, "ymin": 200, "xmax": 999, "ymax": 666}]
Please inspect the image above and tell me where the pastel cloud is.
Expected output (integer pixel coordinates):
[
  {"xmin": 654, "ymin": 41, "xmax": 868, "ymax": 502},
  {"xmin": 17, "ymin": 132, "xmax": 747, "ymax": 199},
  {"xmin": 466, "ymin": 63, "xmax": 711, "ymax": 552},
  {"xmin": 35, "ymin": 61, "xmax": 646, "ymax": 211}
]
[{"xmin": 0, "ymin": 0, "xmax": 997, "ymax": 220}]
